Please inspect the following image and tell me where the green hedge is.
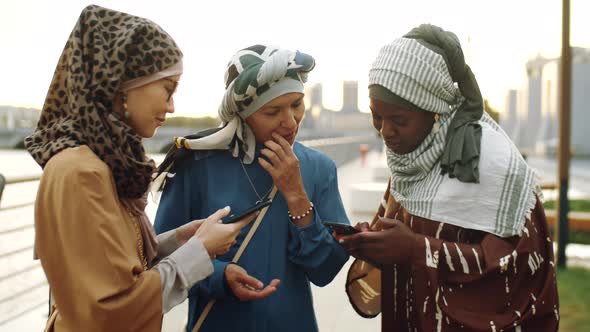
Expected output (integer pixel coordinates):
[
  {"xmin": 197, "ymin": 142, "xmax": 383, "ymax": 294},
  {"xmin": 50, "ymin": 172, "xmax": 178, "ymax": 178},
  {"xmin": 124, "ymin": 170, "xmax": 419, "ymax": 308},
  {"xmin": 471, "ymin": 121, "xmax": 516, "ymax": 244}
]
[
  {"xmin": 543, "ymin": 199, "xmax": 590, "ymax": 212},
  {"xmin": 544, "ymin": 200, "xmax": 590, "ymax": 245}
]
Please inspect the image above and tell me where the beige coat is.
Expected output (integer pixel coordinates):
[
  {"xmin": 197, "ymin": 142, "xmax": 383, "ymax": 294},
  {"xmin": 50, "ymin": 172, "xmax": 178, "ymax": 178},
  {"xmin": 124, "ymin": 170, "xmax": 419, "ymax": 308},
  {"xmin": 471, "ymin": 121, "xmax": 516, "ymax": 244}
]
[{"xmin": 35, "ymin": 146, "xmax": 162, "ymax": 331}]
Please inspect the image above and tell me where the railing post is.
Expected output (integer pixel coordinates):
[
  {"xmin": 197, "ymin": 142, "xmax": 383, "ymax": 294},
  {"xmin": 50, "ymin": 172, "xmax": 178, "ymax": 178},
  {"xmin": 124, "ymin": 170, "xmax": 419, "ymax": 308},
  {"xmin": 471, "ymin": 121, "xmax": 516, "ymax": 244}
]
[{"xmin": 0, "ymin": 173, "xmax": 6, "ymax": 204}]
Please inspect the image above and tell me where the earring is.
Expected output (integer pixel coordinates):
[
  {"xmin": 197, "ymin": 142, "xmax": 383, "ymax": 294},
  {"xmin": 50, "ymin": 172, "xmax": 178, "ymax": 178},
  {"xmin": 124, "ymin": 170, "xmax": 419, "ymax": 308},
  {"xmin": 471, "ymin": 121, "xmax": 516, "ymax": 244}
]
[
  {"xmin": 432, "ymin": 113, "xmax": 440, "ymax": 133},
  {"xmin": 121, "ymin": 94, "xmax": 130, "ymax": 120}
]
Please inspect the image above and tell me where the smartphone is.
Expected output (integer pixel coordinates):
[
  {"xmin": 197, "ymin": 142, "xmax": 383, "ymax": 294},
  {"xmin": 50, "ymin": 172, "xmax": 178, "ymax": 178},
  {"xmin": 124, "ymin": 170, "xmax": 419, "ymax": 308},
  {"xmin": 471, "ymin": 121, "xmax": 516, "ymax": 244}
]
[
  {"xmin": 323, "ymin": 221, "xmax": 360, "ymax": 235},
  {"xmin": 223, "ymin": 198, "xmax": 273, "ymax": 224}
]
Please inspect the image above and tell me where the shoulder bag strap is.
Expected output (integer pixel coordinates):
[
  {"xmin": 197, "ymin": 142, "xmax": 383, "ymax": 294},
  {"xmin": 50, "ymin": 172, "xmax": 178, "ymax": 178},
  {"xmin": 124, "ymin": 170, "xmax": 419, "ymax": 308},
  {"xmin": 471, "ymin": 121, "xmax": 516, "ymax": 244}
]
[{"xmin": 192, "ymin": 185, "xmax": 278, "ymax": 332}]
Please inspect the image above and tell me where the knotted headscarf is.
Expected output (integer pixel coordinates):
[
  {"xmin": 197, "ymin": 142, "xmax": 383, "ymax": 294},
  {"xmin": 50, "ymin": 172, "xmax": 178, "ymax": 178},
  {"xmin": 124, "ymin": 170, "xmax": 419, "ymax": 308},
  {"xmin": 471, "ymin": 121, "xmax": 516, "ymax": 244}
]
[
  {"xmin": 371, "ymin": 24, "xmax": 482, "ymax": 183},
  {"xmin": 369, "ymin": 24, "xmax": 539, "ymax": 237},
  {"xmin": 153, "ymin": 45, "xmax": 315, "ymax": 194},
  {"xmin": 26, "ymin": 5, "xmax": 183, "ymax": 262}
]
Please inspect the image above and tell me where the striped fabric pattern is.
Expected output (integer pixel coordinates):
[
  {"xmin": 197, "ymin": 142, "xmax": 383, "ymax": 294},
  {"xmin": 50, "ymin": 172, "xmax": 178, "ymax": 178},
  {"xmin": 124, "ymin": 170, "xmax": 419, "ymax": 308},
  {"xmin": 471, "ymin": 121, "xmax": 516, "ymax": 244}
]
[
  {"xmin": 370, "ymin": 38, "xmax": 462, "ymax": 115},
  {"xmin": 372, "ymin": 38, "xmax": 538, "ymax": 237}
]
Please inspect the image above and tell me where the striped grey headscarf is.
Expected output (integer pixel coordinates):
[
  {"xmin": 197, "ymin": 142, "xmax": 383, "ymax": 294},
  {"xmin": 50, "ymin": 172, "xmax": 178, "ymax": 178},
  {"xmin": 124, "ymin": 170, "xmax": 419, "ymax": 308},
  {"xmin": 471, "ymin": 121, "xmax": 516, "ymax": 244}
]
[{"xmin": 370, "ymin": 25, "xmax": 539, "ymax": 237}]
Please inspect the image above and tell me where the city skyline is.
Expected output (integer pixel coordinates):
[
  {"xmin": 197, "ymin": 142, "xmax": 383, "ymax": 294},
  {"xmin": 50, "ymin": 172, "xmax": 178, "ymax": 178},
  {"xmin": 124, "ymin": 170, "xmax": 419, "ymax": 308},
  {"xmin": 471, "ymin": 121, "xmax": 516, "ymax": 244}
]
[{"xmin": 2, "ymin": 0, "xmax": 589, "ymax": 117}]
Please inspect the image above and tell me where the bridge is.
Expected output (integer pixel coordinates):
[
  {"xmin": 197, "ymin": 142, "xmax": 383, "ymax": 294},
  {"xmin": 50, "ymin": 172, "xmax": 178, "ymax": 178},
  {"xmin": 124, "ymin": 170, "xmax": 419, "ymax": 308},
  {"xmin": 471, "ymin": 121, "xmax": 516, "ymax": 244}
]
[
  {"xmin": 0, "ymin": 126, "xmax": 212, "ymax": 153},
  {"xmin": 1, "ymin": 126, "xmax": 378, "ymax": 154}
]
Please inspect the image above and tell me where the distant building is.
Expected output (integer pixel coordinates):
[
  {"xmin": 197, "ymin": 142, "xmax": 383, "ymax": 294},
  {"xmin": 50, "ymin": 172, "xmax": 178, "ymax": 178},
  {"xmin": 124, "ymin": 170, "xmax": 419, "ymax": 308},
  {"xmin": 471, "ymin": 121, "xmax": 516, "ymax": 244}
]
[
  {"xmin": 0, "ymin": 106, "xmax": 40, "ymax": 129},
  {"xmin": 500, "ymin": 89, "xmax": 518, "ymax": 139},
  {"xmin": 520, "ymin": 56, "xmax": 549, "ymax": 152},
  {"xmin": 505, "ymin": 48, "xmax": 590, "ymax": 157},
  {"xmin": 303, "ymin": 81, "xmax": 372, "ymax": 132}
]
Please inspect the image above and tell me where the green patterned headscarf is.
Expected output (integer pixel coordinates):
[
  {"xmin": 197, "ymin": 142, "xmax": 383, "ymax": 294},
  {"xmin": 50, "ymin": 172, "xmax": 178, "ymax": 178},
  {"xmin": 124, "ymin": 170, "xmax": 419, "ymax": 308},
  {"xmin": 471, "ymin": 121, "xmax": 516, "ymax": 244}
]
[
  {"xmin": 169, "ymin": 45, "xmax": 315, "ymax": 165},
  {"xmin": 152, "ymin": 45, "xmax": 315, "ymax": 194},
  {"xmin": 216, "ymin": 45, "xmax": 315, "ymax": 163},
  {"xmin": 220, "ymin": 45, "xmax": 315, "ymax": 119}
]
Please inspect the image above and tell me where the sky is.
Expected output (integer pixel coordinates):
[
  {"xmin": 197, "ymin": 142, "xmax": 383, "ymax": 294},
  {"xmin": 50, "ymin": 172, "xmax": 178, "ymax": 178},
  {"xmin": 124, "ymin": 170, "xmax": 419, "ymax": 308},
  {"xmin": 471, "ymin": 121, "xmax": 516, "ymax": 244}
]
[{"xmin": 1, "ymin": 0, "xmax": 589, "ymax": 117}]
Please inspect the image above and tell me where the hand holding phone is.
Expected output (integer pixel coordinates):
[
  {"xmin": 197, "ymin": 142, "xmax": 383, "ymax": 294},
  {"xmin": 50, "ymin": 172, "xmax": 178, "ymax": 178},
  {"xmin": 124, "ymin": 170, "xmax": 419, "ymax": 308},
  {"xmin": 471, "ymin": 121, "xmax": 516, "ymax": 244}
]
[
  {"xmin": 323, "ymin": 221, "xmax": 360, "ymax": 236},
  {"xmin": 223, "ymin": 198, "xmax": 273, "ymax": 224}
]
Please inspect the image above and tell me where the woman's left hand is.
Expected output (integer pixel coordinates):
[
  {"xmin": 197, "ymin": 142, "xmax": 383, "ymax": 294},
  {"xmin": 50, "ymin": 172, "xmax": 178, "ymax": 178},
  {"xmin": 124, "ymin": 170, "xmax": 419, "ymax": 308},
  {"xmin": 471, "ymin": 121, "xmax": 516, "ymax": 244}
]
[
  {"xmin": 258, "ymin": 132, "xmax": 306, "ymax": 199},
  {"xmin": 339, "ymin": 217, "xmax": 419, "ymax": 267}
]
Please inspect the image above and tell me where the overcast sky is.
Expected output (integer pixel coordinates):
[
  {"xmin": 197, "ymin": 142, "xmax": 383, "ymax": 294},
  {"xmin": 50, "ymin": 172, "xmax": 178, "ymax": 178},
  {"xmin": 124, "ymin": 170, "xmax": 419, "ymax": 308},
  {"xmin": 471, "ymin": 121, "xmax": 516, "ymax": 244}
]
[{"xmin": 2, "ymin": 0, "xmax": 589, "ymax": 117}]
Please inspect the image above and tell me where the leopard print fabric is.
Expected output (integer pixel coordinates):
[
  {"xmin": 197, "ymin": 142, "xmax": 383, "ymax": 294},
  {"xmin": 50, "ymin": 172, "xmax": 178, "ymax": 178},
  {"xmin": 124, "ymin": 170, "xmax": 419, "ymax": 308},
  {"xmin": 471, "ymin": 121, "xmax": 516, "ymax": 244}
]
[{"xmin": 25, "ymin": 5, "xmax": 182, "ymax": 199}]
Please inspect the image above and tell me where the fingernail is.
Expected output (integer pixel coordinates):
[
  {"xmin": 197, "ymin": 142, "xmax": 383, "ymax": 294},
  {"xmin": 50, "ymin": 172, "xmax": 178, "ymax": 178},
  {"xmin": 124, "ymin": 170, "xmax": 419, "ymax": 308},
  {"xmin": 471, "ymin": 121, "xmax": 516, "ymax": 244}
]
[
  {"xmin": 224, "ymin": 206, "xmax": 230, "ymax": 212},
  {"xmin": 338, "ymin": 238, "xmax": 344, "ymax": 244}
]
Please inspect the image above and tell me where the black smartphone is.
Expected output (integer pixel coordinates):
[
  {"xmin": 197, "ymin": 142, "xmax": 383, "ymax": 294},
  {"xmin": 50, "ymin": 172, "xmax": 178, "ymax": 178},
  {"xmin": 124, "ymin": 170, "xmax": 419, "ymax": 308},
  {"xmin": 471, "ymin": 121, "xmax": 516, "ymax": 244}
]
[
  {"xmin": 323, "ymin": 221, "xmax": 360, "ymax": 235},
  {"xmin": 223, "ymin": 198, "xmax": 273, "ymax": 224}
]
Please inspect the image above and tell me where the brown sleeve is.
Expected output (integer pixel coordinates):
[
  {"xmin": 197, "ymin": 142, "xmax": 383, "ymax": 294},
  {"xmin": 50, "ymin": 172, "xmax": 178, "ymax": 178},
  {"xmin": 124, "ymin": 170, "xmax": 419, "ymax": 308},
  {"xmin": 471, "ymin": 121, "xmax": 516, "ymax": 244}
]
[
  {"xmin": 35, "ymin": 154, "xmax": 163, "ymax": 331},
  {"xmin": 412, "ymin": 231, "xmax": 516, "ymax": 282}
]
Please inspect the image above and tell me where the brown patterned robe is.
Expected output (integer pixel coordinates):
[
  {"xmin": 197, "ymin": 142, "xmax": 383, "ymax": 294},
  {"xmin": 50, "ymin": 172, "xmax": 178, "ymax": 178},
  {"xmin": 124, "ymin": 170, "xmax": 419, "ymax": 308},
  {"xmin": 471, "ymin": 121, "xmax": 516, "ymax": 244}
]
[{"xmin": 346, "ymin": 182, "xmax": 559, "ymax": 331}]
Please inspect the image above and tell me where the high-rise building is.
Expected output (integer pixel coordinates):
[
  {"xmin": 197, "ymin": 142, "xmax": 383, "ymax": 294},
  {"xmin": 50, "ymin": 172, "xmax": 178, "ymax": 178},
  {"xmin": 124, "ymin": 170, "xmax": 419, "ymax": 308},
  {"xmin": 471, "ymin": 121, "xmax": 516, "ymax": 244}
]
[
  {"xmin": 303, "ymin": 81, "xmax": 371, "ymax": 132},
  {"xmin": 507, "ymin": 48, "xmax": 590, "ymax": 157}
]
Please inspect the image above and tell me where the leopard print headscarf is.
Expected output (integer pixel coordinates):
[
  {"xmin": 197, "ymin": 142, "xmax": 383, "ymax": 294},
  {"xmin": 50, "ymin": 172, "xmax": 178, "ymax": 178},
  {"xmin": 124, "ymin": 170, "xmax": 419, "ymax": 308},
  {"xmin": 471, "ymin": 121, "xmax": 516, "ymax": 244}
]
[{"xmin": 25, "ymin": 5, "xmax": 182, "ymax": 199}]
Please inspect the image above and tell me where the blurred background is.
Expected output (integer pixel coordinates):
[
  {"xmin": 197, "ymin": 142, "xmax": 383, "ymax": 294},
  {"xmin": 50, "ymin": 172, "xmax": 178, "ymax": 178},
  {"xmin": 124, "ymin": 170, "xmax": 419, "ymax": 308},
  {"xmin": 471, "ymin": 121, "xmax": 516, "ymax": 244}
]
[{"xmin": 1, "ymin": 0, "xmax": 590, "ymax": 330}]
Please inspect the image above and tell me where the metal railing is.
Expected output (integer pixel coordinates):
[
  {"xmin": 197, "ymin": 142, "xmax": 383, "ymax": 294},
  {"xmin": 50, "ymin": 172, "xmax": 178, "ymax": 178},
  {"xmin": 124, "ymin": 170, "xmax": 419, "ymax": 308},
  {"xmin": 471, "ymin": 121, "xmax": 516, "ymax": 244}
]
[
  {"xmin": 0, "ymin": 174, "xmax": 40, "ymax": 212},
  {"xmin": 0, "ymin": 172, "xmax": 43, "ymax": 327},
  {"xmin": 0, "ymin": 174, "xmax": 4, "ymax": 203}
]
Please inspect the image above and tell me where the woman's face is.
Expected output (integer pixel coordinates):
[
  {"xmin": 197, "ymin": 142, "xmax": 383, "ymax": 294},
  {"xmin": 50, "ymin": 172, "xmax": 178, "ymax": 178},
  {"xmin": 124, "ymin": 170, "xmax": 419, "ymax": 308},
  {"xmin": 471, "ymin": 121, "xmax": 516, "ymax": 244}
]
[
  {"xmin": 123, "ymin": 75, "xmax": 180, "ymax": 138},
  {"xmin": 245, "ymin": 92, "xmax": 305, "ymax": 145},
  {"xmin": 370, "ymin": 98, "xmax": 435, "ymax": 155}
]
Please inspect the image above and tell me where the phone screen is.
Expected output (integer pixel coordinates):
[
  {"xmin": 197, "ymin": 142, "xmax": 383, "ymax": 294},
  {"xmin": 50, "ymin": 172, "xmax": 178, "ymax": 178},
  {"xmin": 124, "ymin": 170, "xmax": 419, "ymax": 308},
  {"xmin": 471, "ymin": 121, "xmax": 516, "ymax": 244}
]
[
  {"xmin": 223, "ymin": 198, "xmax": 272, "ymax": 224},
  {"xmin": 323, "ymin": 222, "xmax": 359, "ymax": 235}
]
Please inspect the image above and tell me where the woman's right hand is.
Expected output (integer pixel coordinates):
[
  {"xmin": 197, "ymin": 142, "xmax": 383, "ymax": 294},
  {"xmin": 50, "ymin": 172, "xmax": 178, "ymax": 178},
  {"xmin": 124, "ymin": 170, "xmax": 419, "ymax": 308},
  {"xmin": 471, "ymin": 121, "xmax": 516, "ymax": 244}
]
[
  {"xmin": 193, "ymin": 207, "xmax": 256, "ymax": 258},
  {"xmin": 339, "ymin": 218, "xmax": 419, "ymax": 267}
]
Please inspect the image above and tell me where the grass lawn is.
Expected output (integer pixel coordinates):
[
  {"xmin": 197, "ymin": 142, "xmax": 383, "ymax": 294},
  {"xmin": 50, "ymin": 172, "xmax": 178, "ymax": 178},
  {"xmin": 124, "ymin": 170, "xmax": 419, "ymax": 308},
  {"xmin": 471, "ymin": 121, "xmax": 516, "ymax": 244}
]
[
  {"xmin": 546, "ymin": 201, "xmax": 590, "ymax": 330},
  {"xmin": 558, "ymin": 267, "xmax": 590, "ymax": 331},
  {"xmin": 544, "ymin": 199, "xmax": 590, "ymax": 212}
]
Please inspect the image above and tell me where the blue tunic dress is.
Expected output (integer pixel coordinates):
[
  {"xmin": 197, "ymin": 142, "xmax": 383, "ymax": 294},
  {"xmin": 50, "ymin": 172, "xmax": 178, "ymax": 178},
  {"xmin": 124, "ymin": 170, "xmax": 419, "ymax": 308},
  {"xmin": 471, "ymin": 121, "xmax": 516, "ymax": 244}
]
[{"xmin": 154, "ymin": 142, "xmax": 350, "ymax": 332}]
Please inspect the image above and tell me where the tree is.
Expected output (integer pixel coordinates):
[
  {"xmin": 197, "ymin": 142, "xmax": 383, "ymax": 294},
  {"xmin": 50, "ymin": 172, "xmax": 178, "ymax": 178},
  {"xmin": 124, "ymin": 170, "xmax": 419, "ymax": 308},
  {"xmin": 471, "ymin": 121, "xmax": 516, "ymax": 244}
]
[
  {"xmin": 161, "ymin": 116, "xmax": 221, "ymax": 128},
  {"xmin": 484, "ymin": 99, "xmax": 500, "ymax": 123}
]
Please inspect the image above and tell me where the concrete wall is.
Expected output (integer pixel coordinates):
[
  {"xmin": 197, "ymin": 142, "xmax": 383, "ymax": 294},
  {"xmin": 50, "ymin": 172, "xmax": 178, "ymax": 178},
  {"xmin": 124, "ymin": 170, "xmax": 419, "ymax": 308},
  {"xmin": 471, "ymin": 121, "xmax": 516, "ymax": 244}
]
[
  {"xmin": 536, "ymin": 61, "xmax": 559, "ymax": 155},
  {"xmin": 523, "ymin": 75, "xmax": 543, "ymax": 151},
  {"xmin": 571, "ymin": 62, "xmax": 590, "ymax": 156}
]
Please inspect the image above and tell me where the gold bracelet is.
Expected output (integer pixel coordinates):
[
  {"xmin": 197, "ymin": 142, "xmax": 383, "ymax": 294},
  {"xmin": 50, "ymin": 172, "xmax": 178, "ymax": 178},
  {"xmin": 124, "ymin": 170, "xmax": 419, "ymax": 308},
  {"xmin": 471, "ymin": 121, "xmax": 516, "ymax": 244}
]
[{"xmin": 288, "ymin": 202, "xmax": 314, "ymax": 221}]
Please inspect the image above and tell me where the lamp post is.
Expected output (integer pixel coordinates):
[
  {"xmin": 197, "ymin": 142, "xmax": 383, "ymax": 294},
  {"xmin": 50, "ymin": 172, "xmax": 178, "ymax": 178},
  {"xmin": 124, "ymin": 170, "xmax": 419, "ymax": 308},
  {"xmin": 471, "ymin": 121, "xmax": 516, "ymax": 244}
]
[{"xmin": 557, "ymin": 0, "xmax": 571, "ymax": 268}]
